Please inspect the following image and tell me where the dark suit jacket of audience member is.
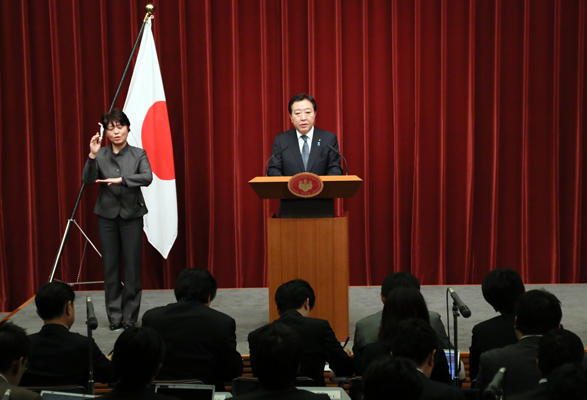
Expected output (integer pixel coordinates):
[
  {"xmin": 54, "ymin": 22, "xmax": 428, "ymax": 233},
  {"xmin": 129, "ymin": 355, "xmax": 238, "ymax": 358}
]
[
  {"xmin": 232, "ymin": 387, "xmax": 331, "ymax": 400},
  {"xmin": 142, "ymin": 299, "xmax": 243, "ymax": 391},
  {"xmin": 0, "ymin": 377, "xmax": 41, "ymax": 400},
  {"xmin": 475, "ymin": 336, "xmax": 542, "ymax": 397},
  {"xmin": 100, "ymin": 384, "xmax": 179, "ymax": 400},
  {"xmin": 20, "ymin": 324, "xmax": 112, "ymax": 387},
  {"xmin": 418, "ymin": 371, "xmax": 465, "ymax": 400},
  {"xmin": 359, "ymin": 341, "xmax": 452, "ymax": 385},
  {"xmin": 248, "ymin": 310, "xmax": 355, "ymax": 386},
  {"xmin": 469, "ymin": 312, "xmax": 517, "ymax": 381},
  {"xmin": 509, "ymin": 382, "xmax": 549, "ymax": 400}
]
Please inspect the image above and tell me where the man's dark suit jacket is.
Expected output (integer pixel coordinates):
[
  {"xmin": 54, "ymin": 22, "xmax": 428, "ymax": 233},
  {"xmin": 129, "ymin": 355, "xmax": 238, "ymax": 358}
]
[
  {"xmin": 142, "ymin": 299, "xmax": 244, "ymax": 391},
  {"xmin": 248, "ymin": 310, "xmax": 354, "ymax": 386},
  {"xmin": 266, "ymin": 128, "xmax": 342, "ymax": 176},
  {"xmin": 20, "ymin": 324, "xmax": 112, "ymax": 388},
  {"xmin": 418, "ymin": 371, "xmax": 465, "ymax": 400},
  {"xmin": 469, "ymin": 312, "xmax": 517, "ymax": 381},
  {"xmin": 0, "ymin": 377, "xmax": 41, "ymax": 400},
  {"xmin": 509, "ymin": 382, "xmax": 549, "ymax": 400},
  {"xmin": 475, "ymin": 336, "xmax": 542, "ymax": 397},
  {"xmin": 232, "ymin": 387, "xmax": 330, "ymax": 400}
]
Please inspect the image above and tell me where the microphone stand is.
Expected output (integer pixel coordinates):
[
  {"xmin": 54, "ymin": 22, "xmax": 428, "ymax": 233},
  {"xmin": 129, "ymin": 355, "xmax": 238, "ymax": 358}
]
[
  {"xmin": 87, "ymin": 315, "xmax": 95, "ymax": 395},
  {"xmin": 452, "ymin": 300, "xmax": 460, "ymax": 387},
  {"xmin": 48, "ymin": 4, "xmax": 156, "ymax": 285}
]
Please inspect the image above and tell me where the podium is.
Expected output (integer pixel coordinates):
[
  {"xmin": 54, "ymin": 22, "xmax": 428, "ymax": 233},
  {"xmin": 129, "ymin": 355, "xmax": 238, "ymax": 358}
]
[{"xmin": 249, "ymin": 175, "xmax": 362, "ymax": 341}]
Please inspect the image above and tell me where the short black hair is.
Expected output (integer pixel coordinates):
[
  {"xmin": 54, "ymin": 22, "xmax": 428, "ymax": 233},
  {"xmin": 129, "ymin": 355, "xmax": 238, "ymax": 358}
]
[
  {"xmin": 380, "ymin": 272, "xmax": 421, "ymax": 298},
  {"xmin": 362, "ymin": 356, "xmax": 423, "ymax": 400},
  {"xmin": 102, "ymin": 108, "xmax": 131, "ymax": 130},
  {"xmin": 388, "ymin": 318, "xmax": 438, "ymax": 366},
  {"xmin": 482, "ymin": 268, "xmax": 525, "ymax": 313},
  {"xmin": 288, "ymin": 94, "xmax": 317, "ymax": 115},
  {"xmin": 174, "ymin": 268, "xmax": 217, "ymax": 303},
  {"xmin": 249, "ymin": 323, "xmax": 302, "ymax": 390},
  {"xmin": 0, "ymin": 321, "xmax": 29, "ymax": 371},
  {"xmin": 35, "ymin": 282, "xmax": 76, "ymax": 320},
  {"xmin": 113, "ymin": 326, "xmax": 165, "ymax": 386},
  {"xmin": 275, "ymin": 279, "xmax": 315, "ymax": 313},
  {"xmin": 379, "ymin": 287, "xmax": 430, "ymax": 342},
  {"xmin": 538, "ymin": 329, "xmax": 584, "ymax": 377},
  {"xmin": 547, "ymin": 363, "xmax": 587, "ymax": 400},
  {"xmin": 515, "ymin": 289, "xmax": 562, "ymax": 335}
]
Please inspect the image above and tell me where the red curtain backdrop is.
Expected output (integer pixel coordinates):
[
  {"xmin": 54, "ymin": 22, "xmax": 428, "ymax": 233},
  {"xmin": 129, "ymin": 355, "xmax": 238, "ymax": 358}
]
[{"xmin": 0, "ymin": 0, "xmax": 585, "ymax": 311}]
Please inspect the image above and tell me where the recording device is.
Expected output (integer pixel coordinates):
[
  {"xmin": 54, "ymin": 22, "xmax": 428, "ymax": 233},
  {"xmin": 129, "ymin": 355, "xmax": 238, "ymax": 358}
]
[
  {"xmin": 327, "ymin": 144, "xmax": 348, "ymax": 175},
  {"xmin": 265, "ymin": 146, "xmax": 289, "ymax": 176},
  {"xmin": 448, "ymin": 288, "xmax": 472, "ymax": 318},
  {"xmin": 483, "ymin": 367, "xmax": 506, "ymax": 400},
  {"xmin": 98, "ymin": 122, "xmax": 104, "ymax": 140},
  {"xmin": 86, "ymin": 297, "xmax": 98, "ymax": 330}
]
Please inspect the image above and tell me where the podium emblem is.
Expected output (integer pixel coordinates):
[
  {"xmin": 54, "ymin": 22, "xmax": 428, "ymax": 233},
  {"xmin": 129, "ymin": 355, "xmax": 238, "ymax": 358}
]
[{"xmin": 288, "ymin": 173, "xmax": 324, "ymax": 198}]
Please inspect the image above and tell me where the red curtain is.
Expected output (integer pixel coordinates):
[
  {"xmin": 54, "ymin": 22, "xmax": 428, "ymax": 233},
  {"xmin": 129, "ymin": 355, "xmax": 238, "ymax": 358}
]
[{"xmin": 0, "ymin": 0, "xmax": 585, "ymax": 311}]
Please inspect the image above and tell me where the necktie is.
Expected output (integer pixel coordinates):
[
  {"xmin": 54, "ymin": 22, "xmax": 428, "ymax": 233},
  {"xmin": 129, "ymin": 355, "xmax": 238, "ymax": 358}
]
[{"xmin": 301, "ymin": 135, "xmax": 309, "ymax": 171}]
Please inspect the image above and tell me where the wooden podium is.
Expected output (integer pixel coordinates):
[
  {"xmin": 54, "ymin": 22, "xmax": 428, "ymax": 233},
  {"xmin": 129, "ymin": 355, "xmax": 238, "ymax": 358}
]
[{"xmin": 249, "ymin": 175, "xmax": 362, "ymax": 341}]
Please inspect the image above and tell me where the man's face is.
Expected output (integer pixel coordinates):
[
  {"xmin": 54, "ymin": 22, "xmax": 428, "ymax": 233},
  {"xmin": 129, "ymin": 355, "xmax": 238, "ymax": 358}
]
[{"xmin": 290, "ymin": 99, "xmax": 316, "ymax": 135}]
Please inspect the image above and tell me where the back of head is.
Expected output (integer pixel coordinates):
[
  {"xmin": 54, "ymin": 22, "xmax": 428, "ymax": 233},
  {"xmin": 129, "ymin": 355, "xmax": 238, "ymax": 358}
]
[
  {"xmin": 174, "ymin": 268, "xmax": 217, "ymax": 303},
  {"xmin": 537, "ymin": 329, "xmax": 584, "ymax": 377},
  {"xmin": 379, "ymin": 287, "xmax": 430, "ymax": 342},
  {"xmin": 362, "ymin": 356, "xmax": 423, "ymax": 400},
  {"xmin": 515, "ymin": 289, "xmax": 562, "ymax": 335},
  {"xmin": 250, "ymin": 323, "xmax": 302, "ymax": 390},
  {"xmin": 35, "ymin": 282, "xmax": 76, "ymax": 320},
  {"xmin": 388, "ymin": 318, "xmax": 438, "ymax": 367},
  {"xmin": 482, "ymin": 268, "xmax": 525, "ymax": 313},
  {"xmin": 547, "ymin": 363, "xmax": 587, "ymax": 400},
  {"xmin": 275, "ymin": 279, "xmax": 315, "ymax": 314},
  {"xmin": 381, "ymin": 272, "xmax": 421, "ymax": 298},
  {"xmin": 0, "ymin": 321, "xmax": 29, "ymax": 373},
  {"xmin": 113, "ymin": 327, "xmax": 165, "ymax": 386}
]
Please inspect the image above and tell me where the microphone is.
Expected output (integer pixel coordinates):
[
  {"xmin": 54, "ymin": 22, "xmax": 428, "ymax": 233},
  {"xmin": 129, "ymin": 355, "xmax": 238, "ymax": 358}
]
[
  {"xmin": 265, "ymin": 146, "xmax": 288, "ymax": 176},
  {"xmin": 483, "ymin": 367, "xmax": 506, "ymax": 400},
  {"xmin": 86, "ymin": 297, "xmax": 98, "ymax": 330},
  {"xmin": 448, "ymin": 288, "xmax": 472, "ymax": 318},
  {"xmin": 327, "ymin": 145, "xmax": 348, "ymax": 175}
]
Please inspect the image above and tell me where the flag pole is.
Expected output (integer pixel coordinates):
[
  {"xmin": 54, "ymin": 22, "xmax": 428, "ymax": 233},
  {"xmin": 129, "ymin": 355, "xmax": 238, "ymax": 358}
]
[{"xmin": 49, "ymin": 4, "xmax": 156, "ymax": 283}]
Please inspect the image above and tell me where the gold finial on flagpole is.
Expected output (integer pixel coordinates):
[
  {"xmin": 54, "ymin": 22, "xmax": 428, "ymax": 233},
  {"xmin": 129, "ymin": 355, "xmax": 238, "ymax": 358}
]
[{"xmin": 144, "ymin": 4, "xmax": 155, "ymax": 22}]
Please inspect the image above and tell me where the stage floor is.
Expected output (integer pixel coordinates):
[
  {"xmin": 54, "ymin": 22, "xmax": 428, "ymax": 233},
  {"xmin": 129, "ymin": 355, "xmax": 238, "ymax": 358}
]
[{"xmin": 6, "ymin": 284, "xmax": 587, "ymax": 355}]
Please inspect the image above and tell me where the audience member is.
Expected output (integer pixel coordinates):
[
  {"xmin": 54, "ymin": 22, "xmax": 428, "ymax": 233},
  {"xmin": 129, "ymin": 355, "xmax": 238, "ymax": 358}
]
[
  {"xmin": 387, "ymin": 318, "xmax": 464, "ymax": 399},
  {"xmin": 353, "ymin": 272, "xmax": 450, "ymax": 365},
  {"xmin": 20, "ymin": 282, "xmax": 112, "ymax": 388},
  {"xmin": 359, "ymin": 287, "xmax": 452, "ymax": 384},
  {"xmin": 101, "ymin": 327, "xmax": 178, "ymax": 400},
  {"xmin": 475, "ymin": 289, "xmax": 562, "ymax": 396},
  {"xmin": 362, "ymin": 356, "xmax": 423, "ymax": 400},
  {"xmin": 469, "ymin": 268, "xmax": 525, "ymax": 380},
  {"xmin": 234, "ymin": 323, "xmax": 329, "ymax": 400},
  {"xmin": 509, "ymin": 329, "xmax": 584, "ymax": 400},
  {"xmin": 248, "ymin": 279, "xmax": 354, "ymax": 386},
  {"xmin": 0, "ymin": 321, "xmax": 41, "ymax": 400},
  {"xmin": 546, "ymin": 363, "xmax": 587, "ymax": 400},
  {"xmin": 142, "ymin": 268, "xmax": 243, "ymax": 391}
]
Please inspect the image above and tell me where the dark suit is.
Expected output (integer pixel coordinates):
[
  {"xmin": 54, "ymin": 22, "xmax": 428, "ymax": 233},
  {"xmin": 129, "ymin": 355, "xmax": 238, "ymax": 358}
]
[
  {"xmin": 469, "ymin": 312, "xmax": 517, "ymax": 381},
  {"xmin": 20, "ymin": 324, "xmax": 113, "ymax": 388},
  {"xmin": 142, "ymin": 299, "xmax": 243, "ymax": 391},
  {"xmin": 232, "ymin": 387, "xmax": 330, "ymax": 400},
  {"xmin": 248, "ymin": 310, "xmax": 354, "ymax": 386},
  {"xmin": 267, "ymin": 128, "xmax": 342, "ymax": 176},
  {"xmin": 82, "ymin": 143, "xmax": 152, "ymax": 323},
  {"xmin": 475, "ymin": 336, "xmax": 541, "ymax": 397},
  {"xmin": 419, "ymin": 371, "xmax": 465, "ymax": 400},
  {"xmin": 0, "ymin": 377, "xmax": 41, "ymax": 400},
  {"xmin": 509, "ymin": 382, "xmax": 549, "ymax": 400}
]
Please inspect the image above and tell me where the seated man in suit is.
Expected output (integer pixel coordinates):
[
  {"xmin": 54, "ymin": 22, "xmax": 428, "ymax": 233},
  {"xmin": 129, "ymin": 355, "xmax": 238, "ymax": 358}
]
[
  {"xmin": 0, "ymin": 321, "xmax": 41, "ymax": 400},
  {"xmin": 388, "ymin": 318, "xmax": 465, "ymax": 400},
  {"xmin": 362, "ymin": 357, "xmax": 423, "ymax": 400},
  {"xmin": 142, "ymin": 268, "xmax": 243, "ymax": 391},
  {"xmin": 248, "ymin": 279, "xmax": 354, "ymax": 386},
  {"xmin": 469, "ymin": 268, "xmax": 526, "ymax": 381},
  {"xmin": 234, "ymin": 323, "xmax": 330, "ymax": 400},
  {"xmin": 509, "ymin": 329, "xmax": 584, "ymax": 400},
  {"xmin": 547, "ymin": 363, "xmax": 587, "ymax": 400},
  {"xmin": 20, "ymin": 282, "xmax": 113, "ymax": 388},
  {"xmin": 353, "ymin": 272, "xmax": 450, "ymax": 364},
  {"xmin": 475, "ymin": 289, "xmax": 562, "ymax": 397}
]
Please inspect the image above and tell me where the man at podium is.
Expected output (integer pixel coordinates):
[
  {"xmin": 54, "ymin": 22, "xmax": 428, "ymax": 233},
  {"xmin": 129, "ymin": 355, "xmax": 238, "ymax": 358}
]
[{"xmin": 266, "ymin": 94, "xmax": 342, "ymax": 177}]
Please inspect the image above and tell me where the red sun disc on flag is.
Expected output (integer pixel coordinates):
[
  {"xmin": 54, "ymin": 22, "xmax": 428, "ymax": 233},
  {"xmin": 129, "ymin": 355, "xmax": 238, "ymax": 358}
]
[{"xmin": 141, "ymin": 101, "xmax": 175, "ymax": 180}]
